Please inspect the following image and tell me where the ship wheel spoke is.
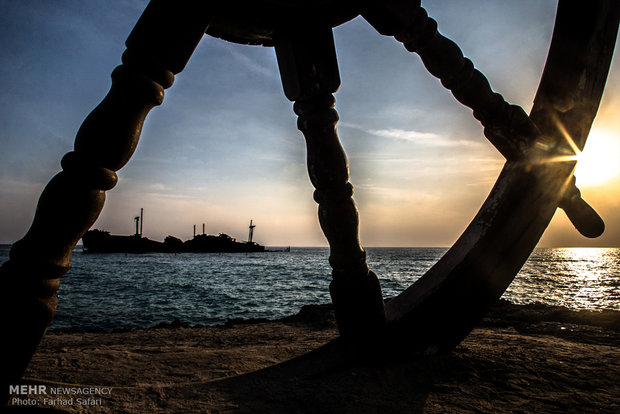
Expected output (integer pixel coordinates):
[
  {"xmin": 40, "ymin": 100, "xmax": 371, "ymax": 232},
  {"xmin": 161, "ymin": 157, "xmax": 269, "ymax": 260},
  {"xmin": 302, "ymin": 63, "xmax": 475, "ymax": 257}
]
[
  {"xmin": 363, "ymin": 1, "xmax": 605, "ymax": 237},
  {"xmin": 363, "ymin": 1, "xmax": 539, "ymax": 161},
  {"xmin": 362, "ymin": 1, "xmax": 608, "ymax": 239},
  {"xmin": 274, "ymin": 28, "xmax": 386, "ymax": 343}
]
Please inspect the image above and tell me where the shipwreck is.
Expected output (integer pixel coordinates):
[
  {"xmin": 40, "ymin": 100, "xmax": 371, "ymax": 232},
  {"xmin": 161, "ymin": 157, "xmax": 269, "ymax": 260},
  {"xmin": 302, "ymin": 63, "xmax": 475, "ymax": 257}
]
[{"xmin": 82, "ymin": 212, "xmax": 265, "ymax": 253}]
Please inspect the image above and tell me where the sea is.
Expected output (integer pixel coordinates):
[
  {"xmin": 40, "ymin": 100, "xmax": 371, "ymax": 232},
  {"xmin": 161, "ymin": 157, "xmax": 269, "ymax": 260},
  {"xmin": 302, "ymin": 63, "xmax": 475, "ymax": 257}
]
[{"xmin": 0, "ymin": 245, "xmax": 618, "ymax": 331}]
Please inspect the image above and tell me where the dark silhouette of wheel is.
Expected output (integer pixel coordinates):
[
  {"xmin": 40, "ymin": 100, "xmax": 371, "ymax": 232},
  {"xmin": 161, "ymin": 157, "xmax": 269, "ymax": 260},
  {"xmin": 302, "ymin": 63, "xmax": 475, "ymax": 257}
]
[{"xmin": 2, "ymin": 1, "xmax": 618, "ymax": 404}]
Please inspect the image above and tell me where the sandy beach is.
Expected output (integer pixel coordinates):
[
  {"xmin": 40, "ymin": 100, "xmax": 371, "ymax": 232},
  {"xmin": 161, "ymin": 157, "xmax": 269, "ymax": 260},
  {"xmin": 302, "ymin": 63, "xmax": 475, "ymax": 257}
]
[{"xmin": 10, "ymin": 301, "xmax": 620, "ymax": 413}]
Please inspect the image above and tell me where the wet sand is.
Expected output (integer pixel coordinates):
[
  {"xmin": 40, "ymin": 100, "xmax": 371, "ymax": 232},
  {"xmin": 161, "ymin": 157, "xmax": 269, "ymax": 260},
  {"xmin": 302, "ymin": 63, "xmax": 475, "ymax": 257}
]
[{"xmin": 12, "ymin": 301, "xmax": 620, "ymax": 413}]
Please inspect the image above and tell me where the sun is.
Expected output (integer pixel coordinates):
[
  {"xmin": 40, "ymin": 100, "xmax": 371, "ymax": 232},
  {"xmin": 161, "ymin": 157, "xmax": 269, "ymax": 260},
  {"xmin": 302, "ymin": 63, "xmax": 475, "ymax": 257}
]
[{"xmin": 574, "ymin": 129, "xmax": 620, "ymax": 188}]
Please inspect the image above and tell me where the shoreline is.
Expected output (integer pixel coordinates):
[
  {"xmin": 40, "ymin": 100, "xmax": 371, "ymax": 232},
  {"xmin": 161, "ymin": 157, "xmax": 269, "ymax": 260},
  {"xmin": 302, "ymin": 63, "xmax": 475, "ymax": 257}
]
[
  {"xmin": 47, "ymin": 299, "xmax": 620, "ymax": 336},
  {"xmin": 11, "ymin": 300, "xmax": 620, "ymax": 412}
]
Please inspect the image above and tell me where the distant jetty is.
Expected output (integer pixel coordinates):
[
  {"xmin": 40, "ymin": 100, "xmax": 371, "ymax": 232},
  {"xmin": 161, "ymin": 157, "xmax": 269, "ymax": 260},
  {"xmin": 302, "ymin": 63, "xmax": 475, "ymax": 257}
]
[{"xmin": 82, "ymin": 211, "xmax": 265, "ymax": 253}]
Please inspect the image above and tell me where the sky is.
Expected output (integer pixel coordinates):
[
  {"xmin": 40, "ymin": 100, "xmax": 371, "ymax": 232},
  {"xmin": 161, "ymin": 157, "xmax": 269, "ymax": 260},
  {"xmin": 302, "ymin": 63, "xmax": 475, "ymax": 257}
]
[{"xmin": 1, "ymin": 0, "xmax": 619, "ymax": 247}]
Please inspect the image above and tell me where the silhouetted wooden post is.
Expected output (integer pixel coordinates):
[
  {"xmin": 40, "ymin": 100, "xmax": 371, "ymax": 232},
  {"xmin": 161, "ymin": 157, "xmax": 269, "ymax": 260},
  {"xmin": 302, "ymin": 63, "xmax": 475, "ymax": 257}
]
[
  {"xmin": 0, "ymin": 0, "xmax": 210, "ymax": 400},
  {"xmin": 275, "ymin": 28, "xmax": 386, "ymax": 345}
]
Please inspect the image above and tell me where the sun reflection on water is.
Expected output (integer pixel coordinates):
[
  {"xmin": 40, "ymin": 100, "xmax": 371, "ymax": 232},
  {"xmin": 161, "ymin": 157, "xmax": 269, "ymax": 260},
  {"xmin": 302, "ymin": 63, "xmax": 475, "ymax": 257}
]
[{"xmin": 506, "ymin": 247, "xmax": 620, "ymax": 311}]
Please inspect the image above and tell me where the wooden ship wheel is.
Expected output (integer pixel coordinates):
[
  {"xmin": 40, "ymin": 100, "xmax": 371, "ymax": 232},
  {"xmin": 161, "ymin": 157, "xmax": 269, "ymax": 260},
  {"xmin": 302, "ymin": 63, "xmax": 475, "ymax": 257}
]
[{"xmin": 2, "ymin": 0, "xmax": 619, "ymax": 404}]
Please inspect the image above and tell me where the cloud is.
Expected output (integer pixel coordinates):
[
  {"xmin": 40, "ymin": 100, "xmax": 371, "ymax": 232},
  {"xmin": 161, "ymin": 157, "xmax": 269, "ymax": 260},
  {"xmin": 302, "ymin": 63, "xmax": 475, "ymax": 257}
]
[
  {"xmin": 367, "ymin": 128, "xmax": 439, "ymax": 141},
  {"xmin": 341, "ymin": 122, "xmax": 484, "ymax": 149},
  {"xmin": 212, "ymin": 40, "xmax": 279, "ymax": 80},
  {"xmin": 147, "ymin": 183, "xmax": 167, "ymax": 192}
]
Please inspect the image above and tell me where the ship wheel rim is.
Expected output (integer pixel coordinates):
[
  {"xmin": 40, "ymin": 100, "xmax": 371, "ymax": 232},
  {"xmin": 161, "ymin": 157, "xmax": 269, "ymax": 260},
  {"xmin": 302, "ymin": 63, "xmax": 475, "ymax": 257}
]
[
  {"xmin": 376, "ymin": 1, "xmax": 619, "ymax": 352},
  {"xmin": 2, "ymin": 4, "xmax": 618, "ymax": 397}
]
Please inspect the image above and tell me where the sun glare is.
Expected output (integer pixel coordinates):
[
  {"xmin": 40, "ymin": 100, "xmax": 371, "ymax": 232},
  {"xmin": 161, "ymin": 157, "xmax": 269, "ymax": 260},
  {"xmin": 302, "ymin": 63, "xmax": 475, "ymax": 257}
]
[{"xmin": 574, "ymin": 129, "xmax": 620, "ymax": 187}]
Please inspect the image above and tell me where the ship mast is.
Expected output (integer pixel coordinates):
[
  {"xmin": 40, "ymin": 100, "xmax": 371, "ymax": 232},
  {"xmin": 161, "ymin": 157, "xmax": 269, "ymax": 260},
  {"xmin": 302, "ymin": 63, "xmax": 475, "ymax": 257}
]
[
  {"xmin": 134, "ymin": 208, "xmax": 144, "ymax": 237},
  {"xmin": 134, "ymin": 215, "xmax": 140, "ymax": 237},
  {"xmin": 248, "ymin": 219, "xmax": 256, "ymax": 243}
]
